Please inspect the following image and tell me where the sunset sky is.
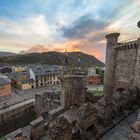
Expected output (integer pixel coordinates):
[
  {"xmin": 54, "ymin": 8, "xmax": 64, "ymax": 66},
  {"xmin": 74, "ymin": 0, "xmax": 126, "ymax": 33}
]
[{"xmin": 0, "ymin": 0, "xmax": 140, "ymax": 62}]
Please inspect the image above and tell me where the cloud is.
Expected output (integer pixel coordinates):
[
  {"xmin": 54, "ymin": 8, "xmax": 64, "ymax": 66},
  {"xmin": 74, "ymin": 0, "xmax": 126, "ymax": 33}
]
[
  {"xmin": 0, "ymin": 15, "xmax": 61, "ymax": 44},
  {"xmin": 61, "ymin": 14, "xmax": 107, "ymax": 39},
  {"xmin": 20, "ymin": 37, "xmax": 105, "ymax": 61},
  {"xmin": 21, "ymin": 41, "xmax": 81, "ymax": 54},
  {"xmin": 59, "ymin": 14, "xmax": 108, "ymax": 61},
  {"xmin": 17, "ymin": 13, "xmax": 108, "ymax": 61},
  {"xmin": 0, "ymin": 0, "xmax": 140, "ymax": 62}
]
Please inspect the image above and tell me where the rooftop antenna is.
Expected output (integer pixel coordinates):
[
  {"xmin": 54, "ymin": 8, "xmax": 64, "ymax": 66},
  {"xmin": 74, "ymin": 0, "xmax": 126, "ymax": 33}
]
[{"xmin": 65, "ymin": 47, "xmax": 68, "ymax": 66}]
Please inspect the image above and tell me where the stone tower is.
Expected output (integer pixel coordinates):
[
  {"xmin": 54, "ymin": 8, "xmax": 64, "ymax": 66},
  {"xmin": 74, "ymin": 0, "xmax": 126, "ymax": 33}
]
[
  {"xmin": 61, "ymin": 74, "xmax": 86, "ymax": 108},
  {"xmin": 104, "ymin": 33, "xmax": 120, "ymax": 103},
  {"xmin": 134, "ymin": 21, "xmax": 140, "ymax": 88}
]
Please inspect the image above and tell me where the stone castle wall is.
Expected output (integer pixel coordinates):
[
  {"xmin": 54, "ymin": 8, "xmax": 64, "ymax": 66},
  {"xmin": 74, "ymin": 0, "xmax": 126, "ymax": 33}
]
[
  {"xmin": 104, "ymin": 31, "xmax": 140, "ymax": 100},
  {"xmin": 0, "ymin": 99, "xmax": 36, "ymax": 137},
  {"xmin": 114, "ymin": 41, "xmax": 138, "ymax": 90}
]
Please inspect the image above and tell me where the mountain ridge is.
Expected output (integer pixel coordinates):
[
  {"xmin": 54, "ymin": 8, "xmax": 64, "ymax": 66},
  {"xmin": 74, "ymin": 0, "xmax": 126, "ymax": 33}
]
[
  {"xmin": 0, "ymin": 52, "xmax": 17, "ymax": 57},
  {"xmin": 0, "ymin": 51, "xmax": 104, "ymax": 67}
]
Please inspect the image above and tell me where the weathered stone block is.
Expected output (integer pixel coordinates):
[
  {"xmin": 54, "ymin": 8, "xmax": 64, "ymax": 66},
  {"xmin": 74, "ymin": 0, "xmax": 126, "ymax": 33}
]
[{"xmin": 30, "ymin": 117, "xmax": 45, "ymax": 140}]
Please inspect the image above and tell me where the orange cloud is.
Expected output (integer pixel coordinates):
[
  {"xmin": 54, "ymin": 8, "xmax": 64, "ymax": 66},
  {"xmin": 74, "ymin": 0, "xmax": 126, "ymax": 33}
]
[
  {"xmin": 90, "ymin": 51, "xmax": 102, "ymax": 59},
  {"xmin": 21, "ymin": 39, "xmax": 103, "ymax": 61},
  {"xmin": 23, "ymin": 39, "xmax": 82, "ymax": 53}
]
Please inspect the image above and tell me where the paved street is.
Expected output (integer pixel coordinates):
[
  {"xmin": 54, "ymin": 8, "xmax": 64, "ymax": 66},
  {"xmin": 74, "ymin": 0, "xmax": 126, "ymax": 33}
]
[{"xmin": 0, "ymin": 85, "xmax": 61, "ymax": 109}]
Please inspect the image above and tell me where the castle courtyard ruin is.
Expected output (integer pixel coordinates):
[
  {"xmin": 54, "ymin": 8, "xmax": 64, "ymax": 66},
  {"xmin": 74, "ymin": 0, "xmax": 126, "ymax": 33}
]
[{"xmin": 1, "ymin": 21, "xmax": 140, "ymax": 140}]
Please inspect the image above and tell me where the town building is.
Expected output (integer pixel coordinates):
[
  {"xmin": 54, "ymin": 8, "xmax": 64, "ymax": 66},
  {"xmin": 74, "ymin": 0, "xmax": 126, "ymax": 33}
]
[
  {"xmin": 11, "ymin": 66, "xmax": 27, "ymax": 73},
  {"xmin": 19, "ymin": 79, "xmax": 35, "ymax": 91},
  {"xmin": 8, "ymin": 72, "xmax": 28, "ymax": 88},
  {"xmin": 86, "ymin": 67, "xmax": 101, "ymax": 85},
  {"xmin": 86, "ymin": 74, "xmax": 101, "ymax": 85},
  {"xmin": 0, "ymin": 77, "xmax": 11, "ymax": 96},
  {"xmin": 0, "ymin": 73, "xmax": 8, "ymax": 79},
  {"xmin": 91, "ymin": 65, "xmax": 105, "ymax": 71},
  {"xmin": 0, "ymin": 66, "xmax": 12, "ymax": 74},
  {"xmin": 29, "ymin": 66, "xmax": 61, "ymax": 87}
]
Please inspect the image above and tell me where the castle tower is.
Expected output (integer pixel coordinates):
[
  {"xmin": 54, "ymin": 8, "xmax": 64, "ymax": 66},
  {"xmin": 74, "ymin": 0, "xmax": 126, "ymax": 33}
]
[
  {"xmin": 104, "ymin": 33, "xmax": 120, "ymax": 103},
  {"xmin": 134, "ymin": 21, "xmax": 140, "ymax": 88},
  {"xmin": 61, "ymin": 74, "xmax": 86, "ymax": 108}
]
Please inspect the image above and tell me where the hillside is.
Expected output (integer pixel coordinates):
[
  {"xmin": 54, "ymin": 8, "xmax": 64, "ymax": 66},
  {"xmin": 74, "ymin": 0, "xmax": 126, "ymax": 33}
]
[
  {"xmin": 0, "ymin": 52, "xmax": 16, "ymax": 57},
  {"xmin": 0, "ymin": 51, "xmax": 104, "ymax": 67}
]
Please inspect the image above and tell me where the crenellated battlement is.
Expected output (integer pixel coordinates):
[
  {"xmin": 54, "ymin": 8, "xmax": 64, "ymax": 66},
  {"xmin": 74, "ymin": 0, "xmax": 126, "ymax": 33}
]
[
  {"xmin": 105, "ymin": 32, "xmax": 120, "ymax": 39},
  {"xmin": 105, "ymin": 32, "xmax": 120, "ymax": 46},
  {"xmin": 114, "ymin": 40, "xmax": 138, "ymax": 51}
]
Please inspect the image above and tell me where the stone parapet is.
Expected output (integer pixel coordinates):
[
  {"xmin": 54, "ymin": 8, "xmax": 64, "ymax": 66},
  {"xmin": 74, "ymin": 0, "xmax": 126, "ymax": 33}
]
[
  {"xmin": 30, "ymin": 117, "xmax": 45, "ymax": 140},
  {"xmin": 77, "ymin": 102, "xmax": 97, "ymax": 129},
  {"xmin": 49, "ymin": 115, "xmax": 72, "ymax": 140},
  {"xmin": 48, "ymin": 106, "xmax": 66, "ymax": 122}
]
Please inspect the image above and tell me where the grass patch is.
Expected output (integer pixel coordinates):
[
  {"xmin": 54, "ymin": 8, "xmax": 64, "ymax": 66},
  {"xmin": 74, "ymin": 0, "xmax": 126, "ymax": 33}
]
[{"xmin": 88, "ymin": 90, "xmax": 103, "ymax": 96}]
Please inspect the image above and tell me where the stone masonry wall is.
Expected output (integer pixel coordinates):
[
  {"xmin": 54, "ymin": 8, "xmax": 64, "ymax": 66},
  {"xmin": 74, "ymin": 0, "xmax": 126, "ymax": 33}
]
[
  {"xmin": 104, "ymin": 32, "xmax": 140, "ymax": 96},
  {"xmin": 134, "ymin": 38, "xmax": 140, "ymax": 88},
  {"xmin": 61, "ymin": 75, "xmax": 86, "ymax": 108},
  {"xmin": 0, "ymin": 100, "xmax": 36, "ymax": 137},
  {"xmin": 115, "ymin": 45, "xmax": 137, "ymax": 90}
]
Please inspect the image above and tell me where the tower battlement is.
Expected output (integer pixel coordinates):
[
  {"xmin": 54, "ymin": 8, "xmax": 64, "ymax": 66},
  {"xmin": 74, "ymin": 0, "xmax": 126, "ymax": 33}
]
[
  {"xmin": 105, "ymin": 32, "xmax": 120, "ymax": 46},
  {"xmin": 104, "ymin": 21, "xmax": 140, "ymax": 100},
  {"xmin": 105, "ymin": 32, "xmax": 120, "ymax": 39},
  {"xmin": 114, "ymin": 40, "xmax": 138, "ymax": 51}
]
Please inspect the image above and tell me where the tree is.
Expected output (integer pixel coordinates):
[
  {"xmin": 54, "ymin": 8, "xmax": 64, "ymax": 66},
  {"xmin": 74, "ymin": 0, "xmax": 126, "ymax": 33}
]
[{"xmin": 0, "ymin": 67, "xmax": 12, "ymax": 74}]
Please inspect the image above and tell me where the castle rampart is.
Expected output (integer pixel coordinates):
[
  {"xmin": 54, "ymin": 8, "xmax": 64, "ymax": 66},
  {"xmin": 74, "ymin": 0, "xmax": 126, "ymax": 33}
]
[{"xmin": 104, "ymin": 21, "xmax": 140, "ymax": 100}]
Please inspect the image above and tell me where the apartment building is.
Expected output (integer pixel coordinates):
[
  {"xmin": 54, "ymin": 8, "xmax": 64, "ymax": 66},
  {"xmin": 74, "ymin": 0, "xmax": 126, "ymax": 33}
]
[
  {"xmin": 29, "ymin": 66, "xmax": 61, "ymax": 87},
  {"xmin": 86, "ymin": 67, "xmax": 102, "ymax": 85},
  {"xmin": 0, "ymin": 77, "xmax": 11, "ymax": 96}
]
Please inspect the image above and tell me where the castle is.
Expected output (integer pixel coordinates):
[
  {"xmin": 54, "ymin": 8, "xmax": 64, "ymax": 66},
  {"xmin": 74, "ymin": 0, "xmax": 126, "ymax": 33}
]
[
  {"xmin": 104, "ymin": 26, "xmax": 140, "ymax": 100},
  {"xmin": 2, "ymin": 22, "xmax": 140, "ymax": 140}
]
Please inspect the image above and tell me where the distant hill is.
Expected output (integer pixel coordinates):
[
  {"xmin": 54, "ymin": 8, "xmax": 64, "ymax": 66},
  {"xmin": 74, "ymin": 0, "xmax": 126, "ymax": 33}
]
[
  {"xmin": 0, "ymin": 52, "xmax": 16, "ymax": 57},
  {"xmin": 0, "ymin": 51, "xmax": 104, "ymax": 67}
]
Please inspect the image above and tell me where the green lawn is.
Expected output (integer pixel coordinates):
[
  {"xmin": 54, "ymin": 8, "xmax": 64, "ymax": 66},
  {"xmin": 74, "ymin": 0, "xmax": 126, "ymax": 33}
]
[{"xmin": 88, "ymin": 90, "xmax": 103, "ymax": 96}]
